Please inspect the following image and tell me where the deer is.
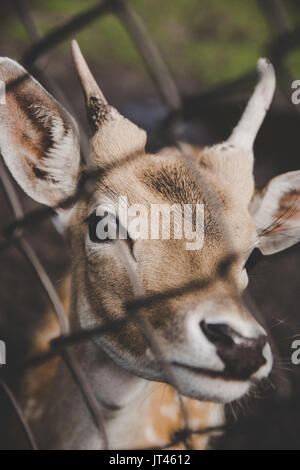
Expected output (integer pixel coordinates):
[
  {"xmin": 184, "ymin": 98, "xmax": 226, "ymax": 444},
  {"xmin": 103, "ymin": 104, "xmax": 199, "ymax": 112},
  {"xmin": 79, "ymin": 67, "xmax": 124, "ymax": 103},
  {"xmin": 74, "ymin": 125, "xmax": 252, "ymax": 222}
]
[{"xmin": 0, "ymin": 41, "xmax": 300, "ymax": 450}]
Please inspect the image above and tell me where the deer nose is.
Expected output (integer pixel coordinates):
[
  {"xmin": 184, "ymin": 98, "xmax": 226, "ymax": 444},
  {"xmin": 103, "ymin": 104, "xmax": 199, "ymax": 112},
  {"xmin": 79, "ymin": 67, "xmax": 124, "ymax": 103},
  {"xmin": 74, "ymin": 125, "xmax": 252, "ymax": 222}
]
[{"xmin": 200, "ymin": 321, "xmax": 267, "ymax": 380}]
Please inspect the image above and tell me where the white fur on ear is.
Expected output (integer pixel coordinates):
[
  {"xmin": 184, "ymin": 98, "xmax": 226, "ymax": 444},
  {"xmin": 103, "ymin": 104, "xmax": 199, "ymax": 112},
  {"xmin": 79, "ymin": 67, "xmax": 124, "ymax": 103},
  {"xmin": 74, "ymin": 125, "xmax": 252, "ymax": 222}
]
[
  {"xmin": 252, "ymin": 171, "xmax": 300, "ymax": 255},
  {"xmin": 0, "ymin": 58, "xmax": 81, "ymax": 207},
  {"xmin": 228, "ymin": 58, "xmax": 276, "ymax": 157}
]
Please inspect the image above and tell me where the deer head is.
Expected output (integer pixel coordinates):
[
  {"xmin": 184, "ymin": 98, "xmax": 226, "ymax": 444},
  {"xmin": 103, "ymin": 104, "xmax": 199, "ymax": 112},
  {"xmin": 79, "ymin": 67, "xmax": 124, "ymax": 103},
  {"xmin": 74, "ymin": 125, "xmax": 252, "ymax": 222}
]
[{"xmin": 0, "ymin": 44, "xmax": 299, "ymax": 406}]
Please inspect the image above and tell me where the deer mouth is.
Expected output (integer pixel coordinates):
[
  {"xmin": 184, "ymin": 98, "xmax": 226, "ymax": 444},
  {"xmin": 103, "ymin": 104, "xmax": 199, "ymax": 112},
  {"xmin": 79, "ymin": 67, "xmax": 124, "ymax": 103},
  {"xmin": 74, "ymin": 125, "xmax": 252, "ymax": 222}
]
[{"xmin": 172, "ymin": 361, "xmax": 253, "ymax": 383}]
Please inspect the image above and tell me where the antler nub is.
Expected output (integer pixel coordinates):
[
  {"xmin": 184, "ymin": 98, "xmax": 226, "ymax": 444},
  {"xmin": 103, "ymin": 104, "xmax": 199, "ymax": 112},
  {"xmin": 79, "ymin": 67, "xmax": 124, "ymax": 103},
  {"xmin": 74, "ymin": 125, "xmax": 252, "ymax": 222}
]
[
  {"xmin": 71, "ymin": 39, "xmax": 106, "ymax": 104},
  {"xmin": 71, "ymin": 40, "xmax": 112, "ymax": 132},
  {"xmin": 71, "ymin": 39, "xmax": 147, "ymax": 163},
  {"xmin": 228, "ymin": 58, "xmax": 276, "ymax": 153}
]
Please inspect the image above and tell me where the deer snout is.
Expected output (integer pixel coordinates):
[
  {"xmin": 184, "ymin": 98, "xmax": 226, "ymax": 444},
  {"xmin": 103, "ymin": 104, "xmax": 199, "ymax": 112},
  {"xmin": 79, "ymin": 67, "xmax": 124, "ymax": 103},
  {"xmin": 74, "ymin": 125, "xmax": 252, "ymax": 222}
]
[{"xmin": 200, "ymin": 320, "xmax": 269, "ymax": 381}]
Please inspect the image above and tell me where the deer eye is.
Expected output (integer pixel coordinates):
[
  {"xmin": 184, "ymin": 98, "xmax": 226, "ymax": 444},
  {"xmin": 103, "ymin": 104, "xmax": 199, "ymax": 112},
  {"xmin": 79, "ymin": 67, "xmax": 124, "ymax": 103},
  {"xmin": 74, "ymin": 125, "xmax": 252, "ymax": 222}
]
[
  {"xmin": 86, "ymin": 212, "xmax": 136, "ymax": 260},
  {"xmin": 245, "ymin": 248, "xmax": 263, "ymax": 272},
  {"xmin": 87, "ymin": 213, "xmax": 105, "ymax": 243}
]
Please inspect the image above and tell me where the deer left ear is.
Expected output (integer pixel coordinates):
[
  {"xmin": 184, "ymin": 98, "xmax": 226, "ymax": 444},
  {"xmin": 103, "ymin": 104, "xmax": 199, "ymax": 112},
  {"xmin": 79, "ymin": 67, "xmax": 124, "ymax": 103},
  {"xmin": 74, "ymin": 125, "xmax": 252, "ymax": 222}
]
[
  {"xmin": 0, "ymin": 57, "xmax": 81, "ymax": 208},
  {"xmin": 251, "ymin": 171, "xmax": 300, "ymax": 255}
]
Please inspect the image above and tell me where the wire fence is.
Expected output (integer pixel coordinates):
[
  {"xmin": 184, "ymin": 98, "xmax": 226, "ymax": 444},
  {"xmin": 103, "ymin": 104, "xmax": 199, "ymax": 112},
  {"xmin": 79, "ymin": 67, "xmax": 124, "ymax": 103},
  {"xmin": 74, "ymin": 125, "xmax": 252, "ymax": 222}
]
[{"xmin": 0, "ymin": 0, "xmax": 299, "ymax": 451}]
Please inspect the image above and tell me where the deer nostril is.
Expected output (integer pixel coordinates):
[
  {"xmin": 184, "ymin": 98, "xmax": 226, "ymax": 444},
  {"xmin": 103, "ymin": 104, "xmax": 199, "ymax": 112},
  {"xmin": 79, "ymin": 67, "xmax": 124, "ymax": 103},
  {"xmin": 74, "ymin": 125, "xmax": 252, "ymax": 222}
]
[
  {"xmin": 200, "ymin": 321, "xmax": 235, "ymax": 348},
  {"xmin": 200, "ymin": 320, "xmax": 268, "ymax": 380}
]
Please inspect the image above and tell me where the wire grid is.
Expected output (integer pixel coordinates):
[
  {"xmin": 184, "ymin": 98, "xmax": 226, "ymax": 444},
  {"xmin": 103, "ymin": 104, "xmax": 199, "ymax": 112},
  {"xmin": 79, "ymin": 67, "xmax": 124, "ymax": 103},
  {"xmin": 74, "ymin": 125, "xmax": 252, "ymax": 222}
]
[{"xmin": 0, "ymin": 0, "xmax": 299, "ymax": 451}]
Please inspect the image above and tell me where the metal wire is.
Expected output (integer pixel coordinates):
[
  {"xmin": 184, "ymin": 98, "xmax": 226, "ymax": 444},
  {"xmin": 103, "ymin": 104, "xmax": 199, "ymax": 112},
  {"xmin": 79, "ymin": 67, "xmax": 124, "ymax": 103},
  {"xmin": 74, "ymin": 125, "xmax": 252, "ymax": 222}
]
[{"xmin": 0, "ymin": 379, "xmax": 38, "ymax": 450}]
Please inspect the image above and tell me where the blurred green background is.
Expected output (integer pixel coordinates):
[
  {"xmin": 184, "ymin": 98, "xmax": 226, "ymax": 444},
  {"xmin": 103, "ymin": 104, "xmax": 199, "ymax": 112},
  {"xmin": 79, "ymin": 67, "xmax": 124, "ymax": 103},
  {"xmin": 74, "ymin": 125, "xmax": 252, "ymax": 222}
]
[{"xmin": 1, "ymin": 0, "xmax": 300, "ymax": 87}]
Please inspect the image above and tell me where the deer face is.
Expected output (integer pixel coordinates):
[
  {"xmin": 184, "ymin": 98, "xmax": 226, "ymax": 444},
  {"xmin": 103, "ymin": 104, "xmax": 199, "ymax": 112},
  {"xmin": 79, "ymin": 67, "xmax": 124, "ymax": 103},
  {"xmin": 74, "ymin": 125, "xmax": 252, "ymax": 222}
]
[
  {"xmin": 1, "ymin": 45, "xmax": 300, "ymax": 404},
  {"xmin": 69, "ymin": 147, "xmax": 264, "ymax": 404}
]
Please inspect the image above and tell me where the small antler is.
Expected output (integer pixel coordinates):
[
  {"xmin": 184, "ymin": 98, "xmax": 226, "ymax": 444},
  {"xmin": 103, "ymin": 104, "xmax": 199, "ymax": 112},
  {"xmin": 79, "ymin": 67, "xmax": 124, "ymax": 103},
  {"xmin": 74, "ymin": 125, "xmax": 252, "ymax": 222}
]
[
  {"xmin": 71, "ymin": 39, "xmax": 111, "ymax": 133},
  {"xmin": 228, "ymin": 58, "xmax": 276, "ymax": 152},
  {"xmin": 71, "ymin": 40, "xmax": 147, "ymax": 164},
  {"xmin": 71, "ymin": 39, "xmax": 106, "ymax": 105}
]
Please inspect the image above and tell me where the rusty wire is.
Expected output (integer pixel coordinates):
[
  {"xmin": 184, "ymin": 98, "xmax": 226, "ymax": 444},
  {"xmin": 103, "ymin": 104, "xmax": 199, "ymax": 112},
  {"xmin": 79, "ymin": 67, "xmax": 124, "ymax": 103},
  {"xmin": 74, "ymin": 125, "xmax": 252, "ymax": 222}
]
[
  {"xmin": 0, "ymin": 0, "xmax": 298, "ymax": 451},
  {"xmin": 0, "ymin": 379, "xmax": 38, "ymax": 450}
]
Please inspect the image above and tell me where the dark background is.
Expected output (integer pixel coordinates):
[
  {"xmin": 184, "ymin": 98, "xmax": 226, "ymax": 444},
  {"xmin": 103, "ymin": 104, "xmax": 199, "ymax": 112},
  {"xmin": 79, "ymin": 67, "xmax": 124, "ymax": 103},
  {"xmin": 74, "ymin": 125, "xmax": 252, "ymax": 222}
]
[{"xmin": 0, "ymin": 0, "xmax": 300, "ymax": 450}]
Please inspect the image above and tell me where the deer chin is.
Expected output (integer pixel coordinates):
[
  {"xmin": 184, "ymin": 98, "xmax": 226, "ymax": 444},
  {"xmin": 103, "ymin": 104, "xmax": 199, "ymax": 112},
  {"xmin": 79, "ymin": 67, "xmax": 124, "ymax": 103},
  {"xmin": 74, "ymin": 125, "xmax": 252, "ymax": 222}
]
[
  {"xmin": 169, "ymin": 345, "xmax": 273, "ymax": 404},
  {"xmin": 169, "ymin": 363, "xmax": 252, "ymax": 404}
]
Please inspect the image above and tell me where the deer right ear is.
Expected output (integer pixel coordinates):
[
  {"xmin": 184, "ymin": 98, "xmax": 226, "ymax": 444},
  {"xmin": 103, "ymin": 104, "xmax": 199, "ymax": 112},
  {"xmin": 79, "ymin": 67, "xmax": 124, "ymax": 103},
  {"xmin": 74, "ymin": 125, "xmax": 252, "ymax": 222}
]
[
  {"xmin": 0, "ymin": 58, "xmax": 81, "ymax": 208},
  {"xmin": 251, "ymin": 171, "xmax": 300, "ymax": 255}
]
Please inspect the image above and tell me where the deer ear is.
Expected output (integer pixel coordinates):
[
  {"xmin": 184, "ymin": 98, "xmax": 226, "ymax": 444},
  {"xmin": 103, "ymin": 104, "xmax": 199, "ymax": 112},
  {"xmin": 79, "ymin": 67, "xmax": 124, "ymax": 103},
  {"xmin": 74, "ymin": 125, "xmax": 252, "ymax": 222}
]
[
  {"xmin": 251, "ymin": 171, "xmax": 300, "ymax": 255},
  {"xmin": 0, "ymin": 58, "xmax": 81, "ymax": 208}
]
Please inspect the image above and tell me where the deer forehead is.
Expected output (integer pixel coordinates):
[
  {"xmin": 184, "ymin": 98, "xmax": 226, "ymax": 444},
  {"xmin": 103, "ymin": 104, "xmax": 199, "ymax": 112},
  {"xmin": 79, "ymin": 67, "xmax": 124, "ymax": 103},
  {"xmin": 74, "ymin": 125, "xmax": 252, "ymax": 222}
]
[
  {"xmin": 89, "ymin": 150, "xmax": 256, "ymax": 244},
  {"xmin": 69, "ymin": 150, "xmax": 256, "ymax": 290}
]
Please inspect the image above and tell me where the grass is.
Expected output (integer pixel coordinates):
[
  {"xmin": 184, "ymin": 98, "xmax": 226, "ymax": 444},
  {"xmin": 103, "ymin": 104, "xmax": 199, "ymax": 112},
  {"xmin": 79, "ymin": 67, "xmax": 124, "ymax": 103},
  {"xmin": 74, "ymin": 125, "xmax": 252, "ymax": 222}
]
[{"xmin": 2, "ymin": 0, "xmax": 300, "ymax": 86}]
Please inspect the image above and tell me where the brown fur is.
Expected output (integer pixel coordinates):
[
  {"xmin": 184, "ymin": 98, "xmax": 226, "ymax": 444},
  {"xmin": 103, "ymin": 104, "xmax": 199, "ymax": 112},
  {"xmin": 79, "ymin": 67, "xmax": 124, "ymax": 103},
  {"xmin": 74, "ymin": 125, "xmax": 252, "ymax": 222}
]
[
  {"xmin": 276, "ymin": 190, "xmax": 300, "ymax": 224},
  {"xmin": 0, "ymin": 51, "xmax": 279, "ymax": 450},
  {"xmin": 20, "ymin": 277, "xmax": 71, "ymax": 423}
]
